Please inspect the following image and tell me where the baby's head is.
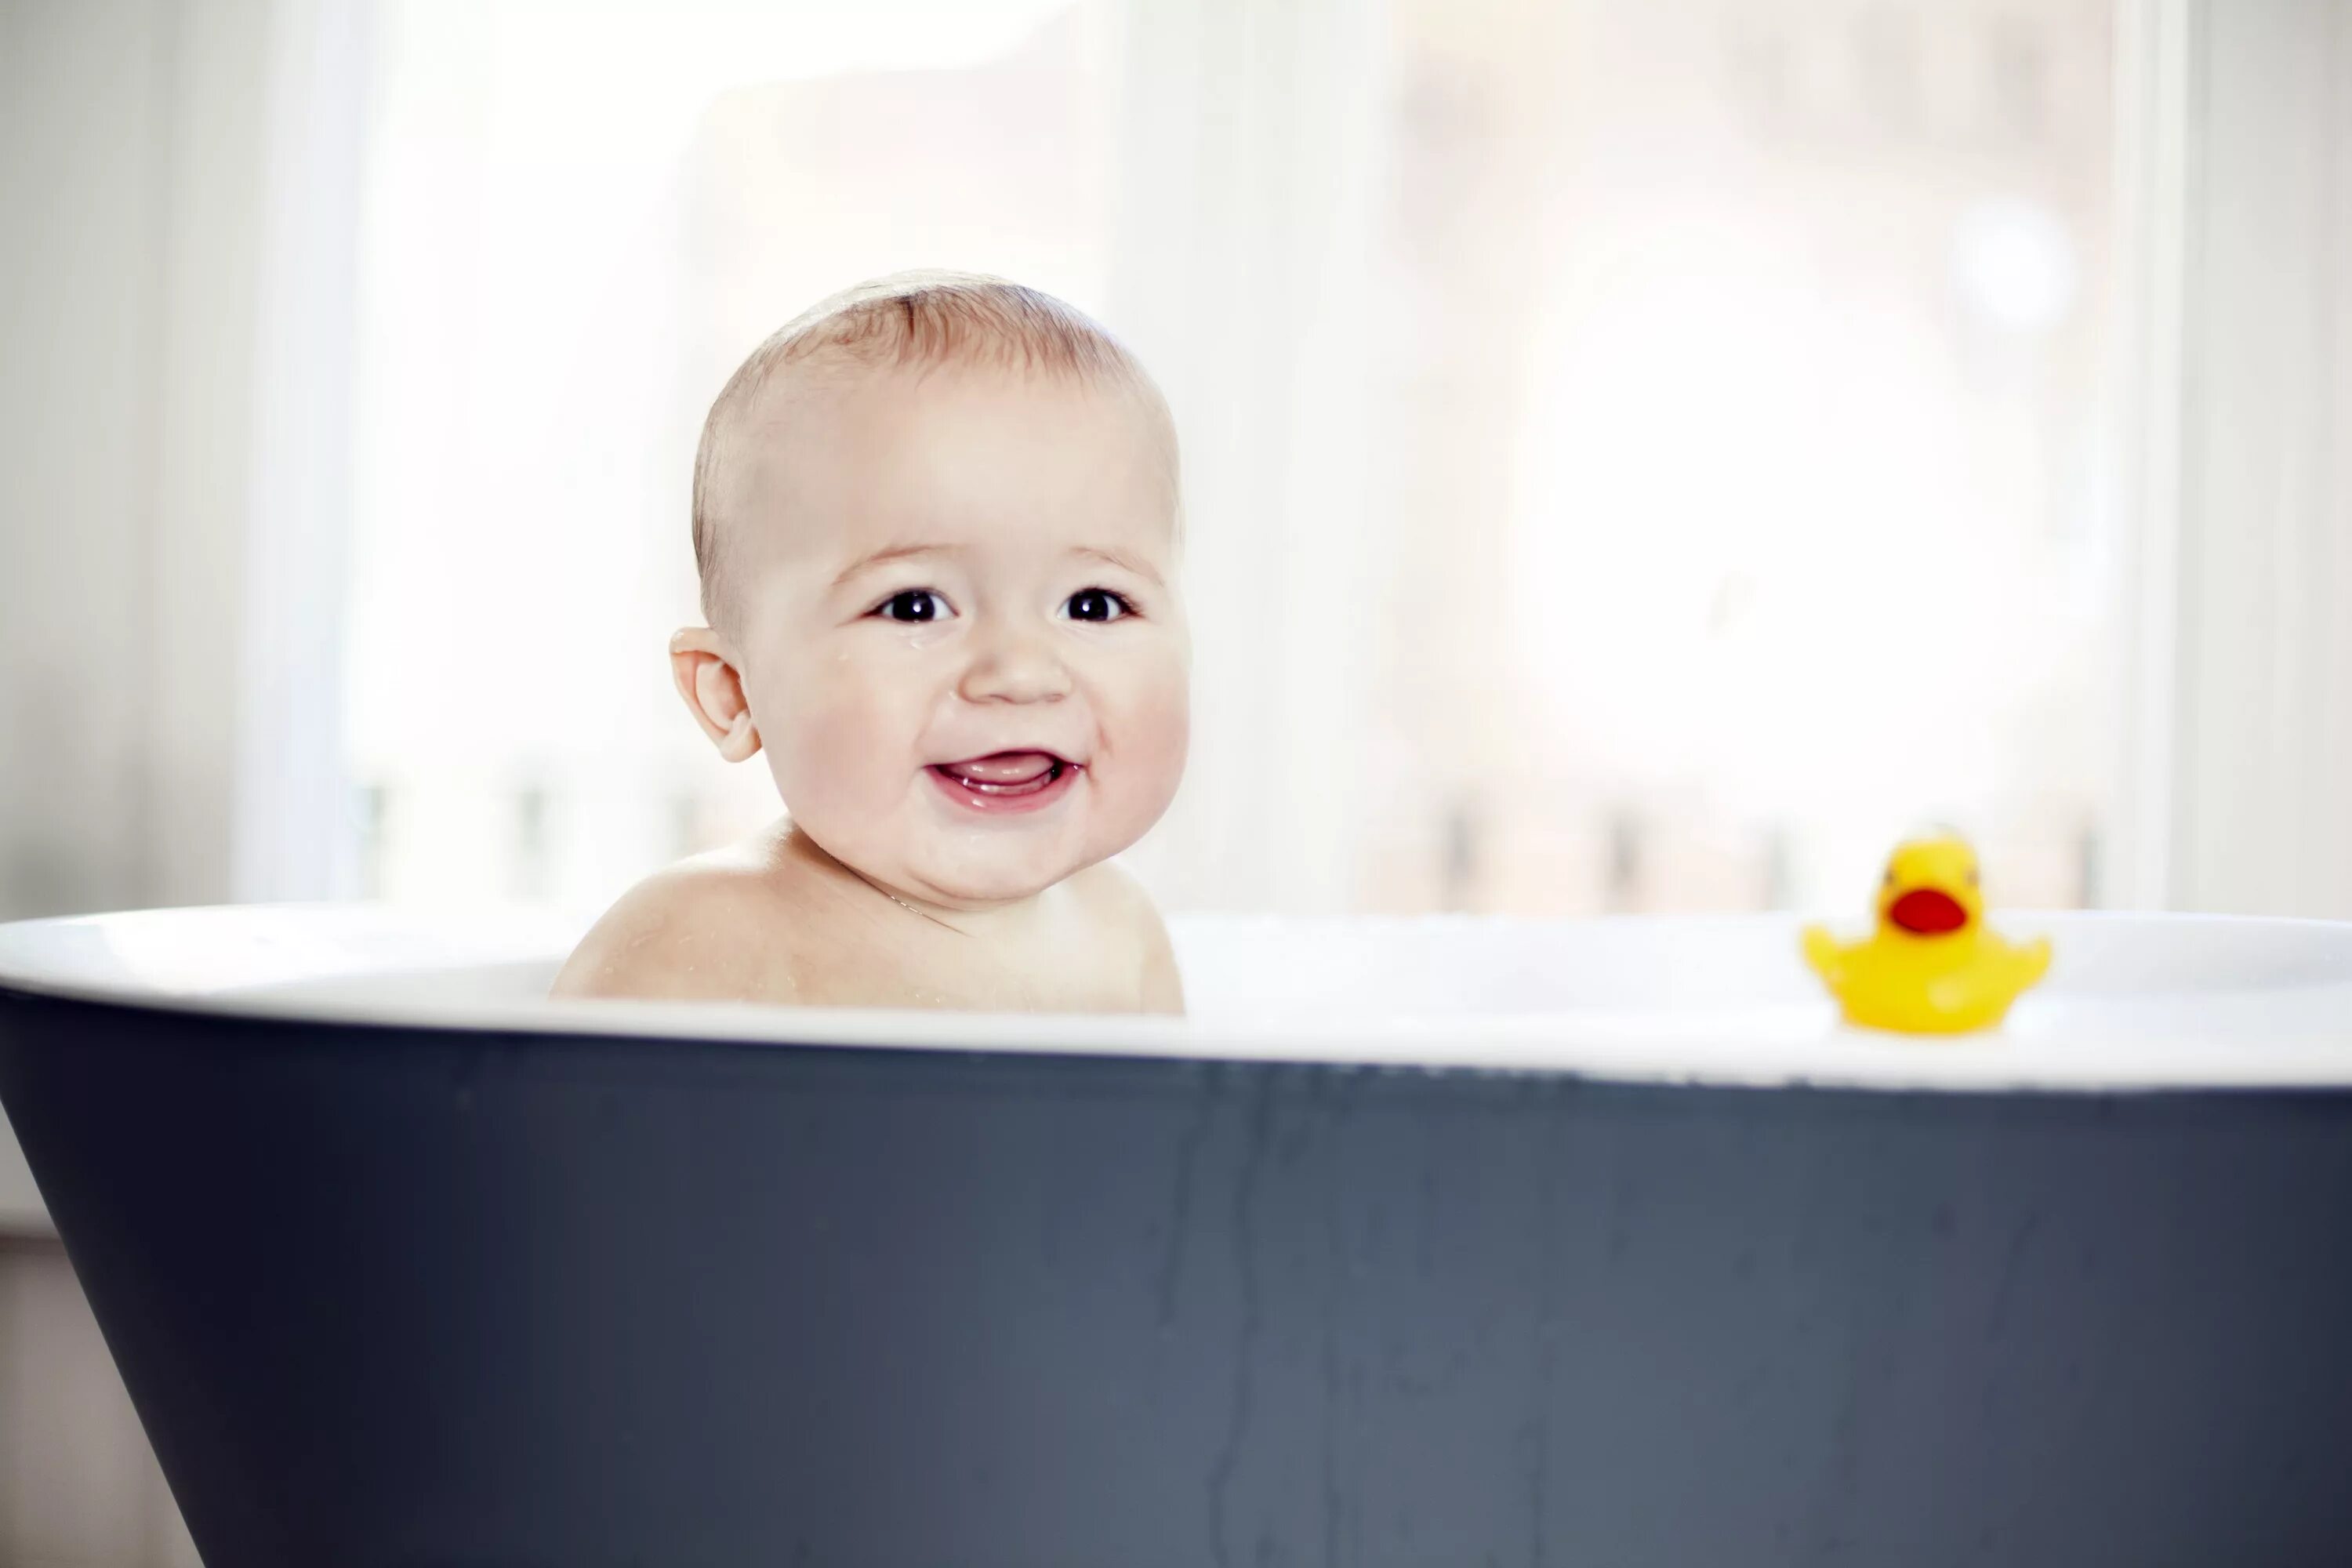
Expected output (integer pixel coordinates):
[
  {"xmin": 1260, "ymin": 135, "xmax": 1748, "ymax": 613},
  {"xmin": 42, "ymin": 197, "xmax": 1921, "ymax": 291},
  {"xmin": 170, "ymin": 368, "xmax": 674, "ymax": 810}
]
[{"xmin": 673, "ymin": 272, "xmax": 1189, "ymax": 909}]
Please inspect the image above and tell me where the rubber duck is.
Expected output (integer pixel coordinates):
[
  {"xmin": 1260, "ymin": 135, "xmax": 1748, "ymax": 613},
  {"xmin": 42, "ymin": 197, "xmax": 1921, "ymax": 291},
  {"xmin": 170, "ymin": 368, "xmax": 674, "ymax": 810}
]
[{"xmin": 1802, "ymin": 833, "xmax": 2052, "ymax": 1033}]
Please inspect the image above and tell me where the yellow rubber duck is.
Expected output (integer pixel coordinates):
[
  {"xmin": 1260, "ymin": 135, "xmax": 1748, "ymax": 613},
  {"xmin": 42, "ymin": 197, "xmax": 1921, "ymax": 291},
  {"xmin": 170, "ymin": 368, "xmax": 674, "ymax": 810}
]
[{"xmin": 1802, "ymin": 833, "xmax": 2052, "ymax": 1033}]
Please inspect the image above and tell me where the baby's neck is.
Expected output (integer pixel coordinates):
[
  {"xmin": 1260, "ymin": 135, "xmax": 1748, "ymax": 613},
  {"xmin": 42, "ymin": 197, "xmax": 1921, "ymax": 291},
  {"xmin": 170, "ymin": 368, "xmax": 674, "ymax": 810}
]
[{"xmin": 774, "ymin": 820, "xmax": 1055, "ymax": 937}]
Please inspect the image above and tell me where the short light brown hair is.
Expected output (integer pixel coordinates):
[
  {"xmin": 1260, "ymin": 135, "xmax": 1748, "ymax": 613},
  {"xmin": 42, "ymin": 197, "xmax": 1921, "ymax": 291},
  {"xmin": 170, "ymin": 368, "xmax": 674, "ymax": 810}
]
[{"xmin": 690, "ymin": 270, "xmax": 1175, "ymax": 627}]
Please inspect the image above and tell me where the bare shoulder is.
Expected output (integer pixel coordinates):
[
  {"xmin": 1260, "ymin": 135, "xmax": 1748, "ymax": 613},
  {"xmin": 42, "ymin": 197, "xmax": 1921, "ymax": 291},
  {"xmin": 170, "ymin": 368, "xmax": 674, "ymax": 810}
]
[
  {"xmin": 1067, "ymin": 860, "xmax": 1184, "ymax": 1015},
  {"xmin": 550, "ymin": 833, "xmax": 806, "ymax": 1003}
]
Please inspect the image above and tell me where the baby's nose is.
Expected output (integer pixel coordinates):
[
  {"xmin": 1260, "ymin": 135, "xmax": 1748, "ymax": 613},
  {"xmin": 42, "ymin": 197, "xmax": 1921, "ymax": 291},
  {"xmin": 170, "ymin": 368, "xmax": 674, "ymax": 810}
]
[{"xmin": 957, "ymin": 624, "xmax": 1073, "ymax": 704}]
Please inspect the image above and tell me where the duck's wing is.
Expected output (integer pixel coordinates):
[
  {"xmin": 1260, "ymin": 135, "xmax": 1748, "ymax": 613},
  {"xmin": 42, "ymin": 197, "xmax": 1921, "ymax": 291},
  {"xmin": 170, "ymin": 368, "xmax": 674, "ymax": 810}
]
[{"xmin": 1801, "ymin": 924, "xmax": 1846, "ymax": 988}]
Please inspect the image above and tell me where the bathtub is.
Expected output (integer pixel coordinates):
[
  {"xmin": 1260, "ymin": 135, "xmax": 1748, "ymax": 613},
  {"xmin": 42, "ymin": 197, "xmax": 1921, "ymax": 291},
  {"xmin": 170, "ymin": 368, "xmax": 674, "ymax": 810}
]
[{"xmin": 2, "ymin": 904, "xmax": 2350, "ymax": 1566}]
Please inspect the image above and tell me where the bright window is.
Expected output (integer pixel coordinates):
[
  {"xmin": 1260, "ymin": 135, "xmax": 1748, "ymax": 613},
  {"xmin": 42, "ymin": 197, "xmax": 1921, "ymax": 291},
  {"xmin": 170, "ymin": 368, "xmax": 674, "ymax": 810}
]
[{"xmin": 344, "ymin": 0, "xmax": 2122, "ymax": 917}]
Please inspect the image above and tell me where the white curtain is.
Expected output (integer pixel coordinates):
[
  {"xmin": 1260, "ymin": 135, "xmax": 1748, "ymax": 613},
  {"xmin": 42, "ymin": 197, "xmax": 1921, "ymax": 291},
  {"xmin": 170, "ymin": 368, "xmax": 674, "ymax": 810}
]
[
  {"xmin": 1106, "ymin": 0, "xmax": 1393, "ymax": 913},
  {"xmin": 2117, "ymin": 0, "xmax": 2352, "ymax": 915}
]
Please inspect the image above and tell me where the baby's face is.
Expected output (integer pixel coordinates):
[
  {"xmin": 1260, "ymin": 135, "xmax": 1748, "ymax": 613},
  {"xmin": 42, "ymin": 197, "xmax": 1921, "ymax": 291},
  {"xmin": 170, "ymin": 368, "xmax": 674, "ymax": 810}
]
[{"xmin": 727, "ymin": 363, "xmax": 1189, "ymax": 907}]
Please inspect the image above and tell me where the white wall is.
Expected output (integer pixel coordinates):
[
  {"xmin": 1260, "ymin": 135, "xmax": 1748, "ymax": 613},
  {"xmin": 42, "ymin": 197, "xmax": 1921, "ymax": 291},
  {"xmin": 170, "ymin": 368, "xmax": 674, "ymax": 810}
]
[
  {"xmin": 0, "ymin": 0, "xmax": 275, "ymax": 922},
  {"xmin": 1105, "ymin": 0, "xmax": 1390, "ymax": 914},
  {"xmin": 0, "ymin": 1238, "xmax": 201, "ymax": 1568},
  {"xmin": 0, "ymin": 1129, "xmax": 35, "ymax": 1236},
  {"xmin": 2127, "ymin": 0, "xmax": 2352, "ymax": 916}
]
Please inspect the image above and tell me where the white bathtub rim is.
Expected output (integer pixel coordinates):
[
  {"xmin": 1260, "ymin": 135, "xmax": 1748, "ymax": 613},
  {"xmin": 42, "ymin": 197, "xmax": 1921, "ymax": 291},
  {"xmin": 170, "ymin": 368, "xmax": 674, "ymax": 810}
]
[{"xmin": 1, "ymin": 904, "xmax": 2350, "ymax": 1095}]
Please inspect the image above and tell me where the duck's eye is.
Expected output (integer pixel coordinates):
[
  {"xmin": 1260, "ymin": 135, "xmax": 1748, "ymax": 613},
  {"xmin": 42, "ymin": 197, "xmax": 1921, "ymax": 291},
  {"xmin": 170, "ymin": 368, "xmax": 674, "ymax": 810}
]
[
  {"xmin": 1065, "ymin": 587, "xmax": 1134, "ymax": 622},
  {"xmin": 1967, "ymin": 869, "xmax": 1980, "ymax": 887},
  {"xmin": 877, "ymin": 590, "xmax": 950, "ymax": 623},
  {"xmin": 1882, "ymin": 868, "xmax": 1897, "ymax": 887}
]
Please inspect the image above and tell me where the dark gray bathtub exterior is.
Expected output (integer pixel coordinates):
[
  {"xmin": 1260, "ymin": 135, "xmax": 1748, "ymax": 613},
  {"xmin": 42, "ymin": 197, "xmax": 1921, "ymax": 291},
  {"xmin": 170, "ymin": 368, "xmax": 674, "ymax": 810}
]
[{"xmin": 3, "ymin": 985, "xmax": 2350, "ymax": 1567}]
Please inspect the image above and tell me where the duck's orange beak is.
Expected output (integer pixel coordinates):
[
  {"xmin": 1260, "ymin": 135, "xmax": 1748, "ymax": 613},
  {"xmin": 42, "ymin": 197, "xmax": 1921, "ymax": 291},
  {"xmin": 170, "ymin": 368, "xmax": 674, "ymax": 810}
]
[{"xmin": 1888, "ymin": 887, "xmax": 1969, "ymax": 935}]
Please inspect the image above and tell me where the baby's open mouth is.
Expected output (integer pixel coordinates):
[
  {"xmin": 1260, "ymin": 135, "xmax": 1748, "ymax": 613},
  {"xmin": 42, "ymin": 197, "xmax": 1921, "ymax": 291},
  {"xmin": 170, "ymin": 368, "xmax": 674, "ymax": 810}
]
[{"xmin": 930, "ymin": 750, "xmax": 1078, "ymax": 800}]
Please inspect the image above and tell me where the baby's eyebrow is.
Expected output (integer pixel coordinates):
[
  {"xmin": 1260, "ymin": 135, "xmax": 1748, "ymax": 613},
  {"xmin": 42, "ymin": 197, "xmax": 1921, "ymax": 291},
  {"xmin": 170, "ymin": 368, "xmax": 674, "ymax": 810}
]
[
  {"xmin": 1072, "ymin": 546, "xmax": 1163, "ymax": 586},
  {"xmin": 830, "ymin": 543, "xmax": 950, "ymax": 589}
]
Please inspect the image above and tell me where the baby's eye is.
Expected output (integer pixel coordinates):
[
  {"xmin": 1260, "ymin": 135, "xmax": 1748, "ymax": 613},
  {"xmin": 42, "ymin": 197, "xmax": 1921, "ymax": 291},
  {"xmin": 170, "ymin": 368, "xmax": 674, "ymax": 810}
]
[
  {"xmin": 1064, "ymin": 587, "xmax": 1134, "ymax": 623},
  {"xmin": 875, "ymin": 590, "xmax": 952, "ymax": 623}
]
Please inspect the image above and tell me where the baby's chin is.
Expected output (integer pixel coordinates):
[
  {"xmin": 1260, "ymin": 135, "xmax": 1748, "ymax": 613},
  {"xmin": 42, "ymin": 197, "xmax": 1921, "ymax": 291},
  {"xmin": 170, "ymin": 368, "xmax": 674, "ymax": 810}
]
[
  {"xmin": 895, "ymin": 843, "xmax": 1092, "ymax": 908},
  {"xmin": 797, "ymin": 814, "xmax": 1094, "ymax": 909}
]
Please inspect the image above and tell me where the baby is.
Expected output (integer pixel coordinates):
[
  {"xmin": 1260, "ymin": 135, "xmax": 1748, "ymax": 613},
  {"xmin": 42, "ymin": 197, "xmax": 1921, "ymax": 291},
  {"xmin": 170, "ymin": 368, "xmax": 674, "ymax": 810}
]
[{"xmin": 553, "ymin": 273, "xmax": 1189, "ymax": 1012}]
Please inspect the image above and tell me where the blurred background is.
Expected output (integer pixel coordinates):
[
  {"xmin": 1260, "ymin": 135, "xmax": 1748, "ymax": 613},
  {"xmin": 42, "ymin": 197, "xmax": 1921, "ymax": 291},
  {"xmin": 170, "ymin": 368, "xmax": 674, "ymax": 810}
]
[
  {"xmin": 3, "ymin": 0, "xmax": 2349, "ymax": 935},
  {"xmin": 2, "ymin": 0, "xmax": 2349, "ymax": 1562}
]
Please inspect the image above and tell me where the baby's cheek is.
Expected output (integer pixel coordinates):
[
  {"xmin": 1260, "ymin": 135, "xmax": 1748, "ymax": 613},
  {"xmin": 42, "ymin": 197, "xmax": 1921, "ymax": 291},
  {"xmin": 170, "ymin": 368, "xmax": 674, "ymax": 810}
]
[
  {"xmin": 1105, "ymin": 662, "xmax": 1191, "ymax": 825},
  {"xmin": 768, "ymin": 688, "xmax": 899, "ymax": 824}
]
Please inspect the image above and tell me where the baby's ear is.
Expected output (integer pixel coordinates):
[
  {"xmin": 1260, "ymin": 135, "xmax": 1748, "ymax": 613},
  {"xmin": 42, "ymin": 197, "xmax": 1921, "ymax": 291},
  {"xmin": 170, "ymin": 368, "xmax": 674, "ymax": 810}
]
[{"xmin": 670, "ymin": 627, "xmax": 762, "ymax": 762}]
